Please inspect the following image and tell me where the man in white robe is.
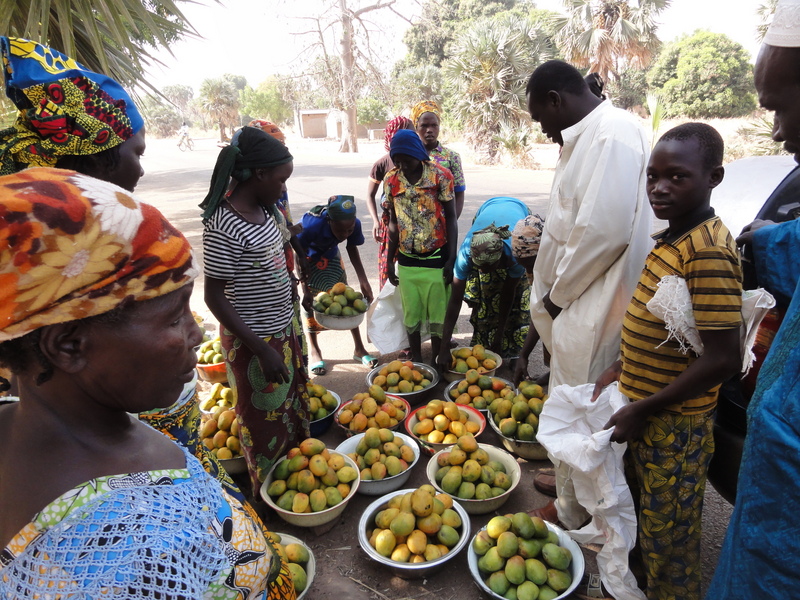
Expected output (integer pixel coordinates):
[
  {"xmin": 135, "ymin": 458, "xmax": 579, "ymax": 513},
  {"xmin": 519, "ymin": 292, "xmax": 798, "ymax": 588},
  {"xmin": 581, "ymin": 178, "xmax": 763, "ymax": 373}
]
[{"xmin": 526, "ymin": 60, "xmax": 653, "ymax": 527}]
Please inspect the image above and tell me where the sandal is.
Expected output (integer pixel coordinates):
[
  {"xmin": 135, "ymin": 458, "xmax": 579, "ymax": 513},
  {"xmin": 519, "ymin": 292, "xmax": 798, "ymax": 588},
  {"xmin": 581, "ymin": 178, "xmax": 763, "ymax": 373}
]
[
  {"xmin": 398, "ymin": 348, "xmax": 412, "ymax": 360},
  {"xmin": 354, "ymin": 354, "xmax": 378, "ymax": 368},
  {"xmin": 310, "ymin": 361, "xmax": 326, "ymax": 376}
]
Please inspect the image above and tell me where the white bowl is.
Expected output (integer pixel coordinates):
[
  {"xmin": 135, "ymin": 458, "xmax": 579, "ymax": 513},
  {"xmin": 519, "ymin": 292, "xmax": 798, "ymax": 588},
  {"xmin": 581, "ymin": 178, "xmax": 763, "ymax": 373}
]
[
  {"xmin": 335, "ymin": 431, "xmax": 421, "ymax": 495},
  {"xmin": 357, "ymin": 488, "xmax": 472, "ymax": 579},
  {"xmin": 313, "ymin": 306, "xmax": 367, "ymax": 330},
  {"xmin": 260, "ymin": 451, "xmax": 360, "ymax": 527},
  {"xmin": 442, "ymin": 348, "xmax": 503, "ymax": 383},
  {"xmin": 273, "ymin": 532, "xmax": 316, "ymax": 600},
  {"xmin": 365, "ymin": 362, "xmax": 440, "ymax": 406},
  {"xmin": 404, "ymin": 404, "xmax": 486, "ymax": 455},
  {"xmin": 467, "ymin": 521, "xmax": 585, "ymax": 600},
  {"xmin": 426, "ymin": 443, "xmax": 521, "ymax": 515},
  {"xmin": 488, "ymin": 413, "xmax": 549, "ymax": 460}
]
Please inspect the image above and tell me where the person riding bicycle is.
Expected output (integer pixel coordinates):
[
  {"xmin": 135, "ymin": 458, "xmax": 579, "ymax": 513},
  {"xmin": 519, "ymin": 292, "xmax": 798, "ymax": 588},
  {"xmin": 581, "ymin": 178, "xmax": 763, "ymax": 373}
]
[{"xmin": 177, "ymin": 122, "xmax": 190, "ymax": 147}]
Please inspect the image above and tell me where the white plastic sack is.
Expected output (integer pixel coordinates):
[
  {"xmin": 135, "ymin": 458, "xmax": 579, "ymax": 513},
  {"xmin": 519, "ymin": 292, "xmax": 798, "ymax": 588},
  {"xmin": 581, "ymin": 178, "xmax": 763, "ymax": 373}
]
[
  {"xmin": 537, "ymin": 383, "xmax": 646, "ymax": 600},
  {"xmin": 366, "ymin": 282, "xmax": 408, "ymax": 354},
  {"xmin": 646, "ymin": 275, "xmax": 776, "ymax": 374}
]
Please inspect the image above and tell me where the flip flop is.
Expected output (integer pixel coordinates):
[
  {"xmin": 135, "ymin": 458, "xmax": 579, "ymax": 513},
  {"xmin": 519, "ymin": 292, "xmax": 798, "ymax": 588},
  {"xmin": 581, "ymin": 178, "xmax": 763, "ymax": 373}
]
[
  {"xmin": 310, "ymin": 361, "xmax": 326, "ymax": 376},
  {"xmin": 354, "ymin": 354, "xmax": 378, "ymax": 368},
  {"xmin": 398, "ymin": 348, "xmax": 412, "ymax": 360}
]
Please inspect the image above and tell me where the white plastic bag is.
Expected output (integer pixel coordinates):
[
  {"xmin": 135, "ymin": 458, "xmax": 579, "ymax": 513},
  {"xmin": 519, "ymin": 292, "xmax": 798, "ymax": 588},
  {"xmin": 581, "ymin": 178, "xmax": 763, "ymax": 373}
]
[
  {"xmin": 366, "ymin": 282, "xmax": 408, "ymax": 354},
  {"xmin": 537, "ymin": 383, "xmax": 646, "ymax": 600},
  {"xmin": 646, "ymin": 275, "xmax": 776, "ymax": 373}
]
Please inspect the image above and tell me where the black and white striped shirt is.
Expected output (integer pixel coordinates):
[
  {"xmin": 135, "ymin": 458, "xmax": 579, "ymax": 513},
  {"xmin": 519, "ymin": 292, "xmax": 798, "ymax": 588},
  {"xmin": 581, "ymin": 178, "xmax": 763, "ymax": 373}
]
[{"xmin": 203, "ymin": 207, "xmax": 293, "ymax": 336}]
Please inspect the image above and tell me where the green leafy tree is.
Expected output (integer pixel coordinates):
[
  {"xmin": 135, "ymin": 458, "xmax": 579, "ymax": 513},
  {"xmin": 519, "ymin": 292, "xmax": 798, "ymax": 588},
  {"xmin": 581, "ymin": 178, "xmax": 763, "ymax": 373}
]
[
  {"xmin": 607, "ymin": 67, "xmax": 648, "ymax": 109},
  {"xmin": 356, "ymin": 96, "xmax": 387, "ymax": 125},
  {"xmin": 1, "ymin": 0, "xmax": 197, "ymax": 90},
  {"xmin": 648, "ymin": 30, "xmax": 756, "ymax": 118},
  {"xmin": 140, "ymin": 94, "xmax": 182, "ymax": 137},
  {"xmin": 240, "ymin": 78, "xmax": 293, "ymax": 125},
  {"xmin": 199, "ymin": 76, "xmax": 240, "ymax": 142},
  {"xmin": 445, "ymin": 12, "xmax": 556, "ymax": 163},
  {"xmin": 551, "ymin": 0, "xmax": 670, "ymax": 81},
  {"xmin": 389, "ymin": 64, "xmax": 444, "ymax": 114},
  {"xmin": 162, "ymin": 83, "xmax": 193, "ymax": 117}
]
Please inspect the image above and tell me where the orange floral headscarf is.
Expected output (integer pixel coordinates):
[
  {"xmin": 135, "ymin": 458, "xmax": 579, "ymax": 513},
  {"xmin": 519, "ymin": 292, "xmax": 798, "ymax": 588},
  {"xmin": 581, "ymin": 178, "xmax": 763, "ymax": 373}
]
[
  {"xmin": 247, "ymin": 120, "xmax": 285, "ymax": 144},
  {"xmin": 411, "ymin": 100, "xmax": 441, "ymax": 127},
  {"xmin": 0, "ymin": 167, "xmax": 197, "ymax": 341}
]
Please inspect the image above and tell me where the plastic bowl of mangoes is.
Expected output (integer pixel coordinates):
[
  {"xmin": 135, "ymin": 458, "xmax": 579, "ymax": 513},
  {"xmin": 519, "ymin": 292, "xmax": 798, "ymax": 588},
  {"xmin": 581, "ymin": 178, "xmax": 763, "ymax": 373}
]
[
  {"xmin": 358, "ymin": 485, "xmax": 471, "ymax": 578},
  {"xmin": 270, "ymin": 532, "xmax": 316, "ymax": 599},
  {"xmin": 312, "ymin": 283, "xmax": 370, "ymax": 330},
  {"xmin": 444, "ymin": 344, "xmax": 502, "ymax": 383},
  {"xmin": 467, "ymin": 514, "xmax": 584, "ymax": 600},
  {"xmin": 260, "ymin": 439, "xmax": 360, "ymax": 528}
]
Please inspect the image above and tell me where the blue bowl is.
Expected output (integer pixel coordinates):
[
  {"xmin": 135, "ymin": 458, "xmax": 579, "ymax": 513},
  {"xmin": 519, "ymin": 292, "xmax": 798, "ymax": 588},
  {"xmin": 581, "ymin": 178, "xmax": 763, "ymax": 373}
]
[{"xmin": 309, "ymin": 390, "xmax": 341, "ymax": 436}]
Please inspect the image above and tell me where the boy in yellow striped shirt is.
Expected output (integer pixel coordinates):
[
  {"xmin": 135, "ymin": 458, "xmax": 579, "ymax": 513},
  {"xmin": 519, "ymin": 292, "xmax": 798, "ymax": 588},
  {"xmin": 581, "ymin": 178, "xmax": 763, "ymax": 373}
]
[{"xmin": 593, "ymin": 123, "xmax": 743, "ymax": 600}]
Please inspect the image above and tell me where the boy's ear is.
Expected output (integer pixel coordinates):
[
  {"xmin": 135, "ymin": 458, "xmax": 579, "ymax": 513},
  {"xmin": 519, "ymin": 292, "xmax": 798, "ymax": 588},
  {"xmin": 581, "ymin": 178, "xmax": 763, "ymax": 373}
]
[
  {"xmin": 709, "ymin": 165, "xmax": 725, "ymax": 189},
  {"xmin": 546, "ymin": 90, "xmax": 561, "ymax": 109}
]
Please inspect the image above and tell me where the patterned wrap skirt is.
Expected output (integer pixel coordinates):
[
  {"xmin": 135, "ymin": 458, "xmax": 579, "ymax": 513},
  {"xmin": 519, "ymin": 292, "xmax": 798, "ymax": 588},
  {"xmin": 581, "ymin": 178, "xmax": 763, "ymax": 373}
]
[{"xmin": 221, "ymin": 322, "xmax": 311, "ymax": 492}]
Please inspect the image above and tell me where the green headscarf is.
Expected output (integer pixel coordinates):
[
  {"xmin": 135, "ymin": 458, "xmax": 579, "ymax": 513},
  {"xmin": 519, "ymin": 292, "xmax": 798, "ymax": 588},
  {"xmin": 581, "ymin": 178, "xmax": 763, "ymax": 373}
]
[{"xmin": 470, "ymin": 223, "xmax": 512, "ymax": 267}]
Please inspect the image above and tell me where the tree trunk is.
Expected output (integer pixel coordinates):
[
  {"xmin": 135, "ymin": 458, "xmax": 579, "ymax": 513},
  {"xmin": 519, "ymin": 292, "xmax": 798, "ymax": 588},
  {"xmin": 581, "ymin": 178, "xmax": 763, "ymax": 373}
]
[{"xmin": 337, "ymin": 0, "xmax": 358, "ymax": 153}]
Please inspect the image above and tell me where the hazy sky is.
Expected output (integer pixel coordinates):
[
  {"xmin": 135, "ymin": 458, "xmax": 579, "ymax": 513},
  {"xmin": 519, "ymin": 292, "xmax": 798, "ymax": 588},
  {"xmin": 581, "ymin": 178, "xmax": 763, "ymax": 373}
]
[{"xmin": 145, "ymin": 0, "xmax": 765, "ymax": 92}]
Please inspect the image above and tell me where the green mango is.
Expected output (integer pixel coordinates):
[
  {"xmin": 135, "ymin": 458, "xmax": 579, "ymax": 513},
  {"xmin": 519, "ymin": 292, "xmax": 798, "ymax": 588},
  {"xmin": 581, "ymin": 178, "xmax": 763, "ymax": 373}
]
[
  {"xmin": 475, "ymin": 482, "xmax": 494, "ymax": 499},
  {"xmin": 457, "ymin": 481, "xmax": 476, "ymax": 499},
  {"xmin": 287, "ymin": 563, "xmax": 307, "ymax": 592},
  {"xmin": 505, "ymin": 555, "xmax": 526, "ymax": 585},
  {"xmin": 441, "ymin": 466, "xmax": 463, "ymax": 495},
  {"xmin": 276, "ymin": 489, "xmax": 297, "ymax": 511},
  {"xmin": 324, "ymin": 486, "xmax": 343, "ymax": 507},
  {"xmin": 516, "ymin": 581, "xmax": 540, "ymax": 600},
  {"xmin": 537, "ymin": 585, "xmax": 558, "ymax": 600},
  {"xmin": 547, "ymin": 568, "xmax": 572, "ymax": 593},
  {"xmin": 524, "ymin": 558, "xmax": 548, "ymax": 585},
  {"xmin": 518, "ymin": 538, "xmax": 545, "ymax": 560},
  {"xmin": 472, "ymin": 529, "xmax": 496, "ymax": 556},
  {"xmin": 511, "ymin": 512, "xmax": 536, "ymax": 540},
  {"xmin": 487, "ymin": 572, "xmax": 511, "ymax": 596},
  {"xmin": 531, "ymin": 516, "xmax": 549, "ymax": 539},
  {"xmin": 496, "ymin": 531, "xmax": 519, "ymax": 558},
  {"xmin": 437, "ymin": 524, "xmax": 460, "ymax": 548},
  {"xmin": 478, "ymin": 546, "xmax": 506, "ymax": 574},
  {"xmin": 541, "ymin": 543, "xmax": 571, "ymax": 570}
]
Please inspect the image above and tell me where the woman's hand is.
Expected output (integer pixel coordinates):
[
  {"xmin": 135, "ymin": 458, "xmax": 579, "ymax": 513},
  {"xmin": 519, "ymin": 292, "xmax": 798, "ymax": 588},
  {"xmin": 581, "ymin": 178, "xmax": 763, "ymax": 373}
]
[
  {"xmin": 604, "ymin": 402, "xmax": 646, "ymax": 444},
  {"xmin": 301, "ymin": 292, "xmax": 313, "ymax": 313},
  {"xmin": 513, "ymin": 357, "xmax": 529, "ymax": 387},
  {"xmin": 590, "ymin": 360, "xmax": 622, "ymax": 402},
  {"xmin": 372, "ymin": 223, "xmax": 381, "ymax": 243},
  {"xmin": 442, "ymin": 262, "xmax": 454, "ymax": 285},
  {"xmin": 360, "ymin": 282, "xmax": 374, "ymax": 304},
  {"xmin": 387, "ymin": 263, "xmax": 399, "ymax": 287},
  {"xmin": 256, "ymin": 344, "xmax": 290, "ymax": 384}
]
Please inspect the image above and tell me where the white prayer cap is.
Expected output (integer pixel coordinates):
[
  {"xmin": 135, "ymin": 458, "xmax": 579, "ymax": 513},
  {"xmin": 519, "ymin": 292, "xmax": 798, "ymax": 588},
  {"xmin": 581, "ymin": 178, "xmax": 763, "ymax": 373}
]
[{"xmin": 764, "ymin": 0, "xmax": 800, "ymax": 47}]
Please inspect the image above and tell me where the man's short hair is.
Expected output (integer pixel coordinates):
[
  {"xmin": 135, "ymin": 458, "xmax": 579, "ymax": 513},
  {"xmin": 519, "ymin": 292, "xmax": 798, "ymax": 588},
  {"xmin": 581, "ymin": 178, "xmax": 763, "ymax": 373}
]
[
  {"xmin": 526, "ymin": 60, "xmax": 588, "ymax": 103},
  {"xmin": 658, "ymin": 123, "xmax": 724, "ymax": 171}
]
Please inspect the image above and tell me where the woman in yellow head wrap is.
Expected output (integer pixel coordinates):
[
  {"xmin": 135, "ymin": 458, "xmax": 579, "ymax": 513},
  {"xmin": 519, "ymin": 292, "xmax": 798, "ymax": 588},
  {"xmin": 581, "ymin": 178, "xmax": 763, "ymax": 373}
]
[{"xmin": 411, "ymin": 100, "xmax": 467, "ymax": 217}]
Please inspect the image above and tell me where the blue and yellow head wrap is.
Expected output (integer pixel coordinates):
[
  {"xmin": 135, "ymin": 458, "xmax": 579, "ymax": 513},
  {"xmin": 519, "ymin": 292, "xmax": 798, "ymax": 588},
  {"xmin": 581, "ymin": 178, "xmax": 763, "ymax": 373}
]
[
  {"xmin": 0, "ymin": 37, "xmax": 144, "ymax": 176},
  {"xmin": 326, "ymin": 195, "xmax": 356, "ymax": 221}
]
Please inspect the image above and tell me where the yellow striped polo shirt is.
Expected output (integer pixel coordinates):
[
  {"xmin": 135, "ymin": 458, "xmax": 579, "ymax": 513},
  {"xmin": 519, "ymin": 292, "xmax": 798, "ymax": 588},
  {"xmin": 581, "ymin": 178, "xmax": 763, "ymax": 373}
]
[{"xmin": 619, "ymin": 216, "xmax": 743, "ymax": 414}]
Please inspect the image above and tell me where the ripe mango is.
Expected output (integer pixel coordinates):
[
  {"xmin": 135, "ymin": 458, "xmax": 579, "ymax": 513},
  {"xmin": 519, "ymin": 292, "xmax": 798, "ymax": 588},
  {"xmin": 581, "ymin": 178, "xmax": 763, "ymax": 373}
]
[
  {"xmin": 266, "ymin": 479, "xmax": 286, "ymax": 498},
  {"xmin": 471, "ymin": 448, "xmax": 490, "ymax": 465},
  {"xmin": 308, "ymin": 454, "xmax": 328, "ymax": 477},
  {"xmin": 423, "ymin": 544, "xmax": 442, "ymax": 561},
  {"xmin": 296, "ymin": 469, "xmax": 316, "ymax": 495},
  {"xmin": 286, "ymin": 454, "xmax": 309, "ymax": 473},
  {"xmin": 337, "ymin": 466, "xmax": 358, "ymax": 484},
  {"xmin": 291, "ymin": 492, "xmax": 309, "ymax": 513},
  {"xmin": 309, "ymin": 488, "xmax": 327, "ymax": 512},
  {"xmin": 441, "ymin": 508, "xmax": 462, "ymax": 529},
  {"xmin": 389, "ymin": 511, "xmax": 416, "ymax": 537},
  {"xmin": 441, "ymin": 466, "xmax": 463, "ymax": 495},
  {"xmin": 472, "ymin": 529, "xmax": 495, "ymax": 556},
  {"xmin": 461, "ymin": 459, "xmax": 482, "ymax": 483},
  {"xmin": 371, "ymin": 462, "xmax": 387, "ymax": 480},
  {"xmin": 375, "ymin": 529, "xmax": 397, "ymax": 557},
  {"xmin": 406, "ymin": 529, "xmax": 428, "ymax": 555},
  {"xmin": 321, "ymin": 467, "xmax": 339, "ymax": 488},
  {"xmin": 376, "ymin": 507, "xmax": 400, "ymax": 530},
  {"xmin": 391, "ymin": 543, "xmax": 411, "ymax": 562},
  {"xmin": 416, "ymin": 512, "xmax": 443, "ymax": 535},
  {"xmin": 486, "ymin": 515, "xmax": 512, "ymax": 539},
  {"xmin": 410, "ymin": 487, "xmax": 434, "ymax": 517},
  {"xmin": 385, "ymin": 456, "xmax": 404, "ymax": 477}
]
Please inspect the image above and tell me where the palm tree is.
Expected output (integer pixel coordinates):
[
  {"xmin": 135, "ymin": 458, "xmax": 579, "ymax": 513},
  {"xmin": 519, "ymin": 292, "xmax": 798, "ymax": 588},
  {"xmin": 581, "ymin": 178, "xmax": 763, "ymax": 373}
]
[
  {"xmin": 445, "ymin": 13, "xmax": 556, "ymax": 163},
  {"xmin": 1, "ymin": 0, "xmax": 198, "ymax": 90},
  {"xmin": 551, "ymin": 0, "xmax": 671, "ymax": 81},
  {"xmin": 199, "ymin": 77, "xmax": 240, "ymax": 142}
]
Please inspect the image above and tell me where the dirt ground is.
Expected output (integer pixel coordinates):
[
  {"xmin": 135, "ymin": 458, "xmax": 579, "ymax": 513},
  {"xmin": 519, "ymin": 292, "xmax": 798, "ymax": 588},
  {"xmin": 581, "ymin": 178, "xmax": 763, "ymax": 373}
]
[{"xmin": 140, "ymin": 134, "xmax": 732, "ymax": 600}]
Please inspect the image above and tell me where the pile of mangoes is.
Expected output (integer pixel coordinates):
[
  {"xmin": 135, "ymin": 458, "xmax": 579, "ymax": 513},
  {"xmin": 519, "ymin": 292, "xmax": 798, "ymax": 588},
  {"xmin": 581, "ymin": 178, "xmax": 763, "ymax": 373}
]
[
  {"xmin": 411, "ymin": 399, "xmax": 481, "ymax": 445},
  {"xmin": 474, "ymin": 513, "xmax": 573, "ymax": 600},
  {"xmin": 367, "ymin": 486, "xmax": 463, "ymax": 563},
  {"xmin": 199, "ymin": 382, "xmax": 236, "ymax": 414},
  {"xmin": 488, "ymin": 381, "xmax": 547, "ymax": 442},
  {"xmin": 448, "ymin": 370, "xmax": 516, "ymax": 410},
  {"xmin": 265, "ymin": 438, "xmax": 358, "ymax": 513},
  {"xmin": 432, "ymin": 436, "xmax": 513, "ymax": 500},
  {"xmin": 197, "ymin": 336, "xmax": 224, "ymax": 365},
  {"xmin": 306, "ymin": 381, "xmax": 340, "ymax": 421},
  {"xmin": 450, "ymin": 344, "xmax": 497, "ymax": 374},
  {"xmin": 313, "ymin": 282, "xmax": 368, "ymax": 316},
  {"xmin": 372, "ymin": 360, "xmax": 433, "ymax": 394},
  {"xmin": 345, "ymin": 428, "xmax": 416, "ymax": 481},
  {"xmin": 270, "ymin": 533, "xmax": 312, "ymax": 594},
  {"xmin": 337, "ymin": 386, "xmax": 407, "ymax": 433},
  {"xmin": 199, "ymin": 407, "xmax": 240, "ymax": 461}
]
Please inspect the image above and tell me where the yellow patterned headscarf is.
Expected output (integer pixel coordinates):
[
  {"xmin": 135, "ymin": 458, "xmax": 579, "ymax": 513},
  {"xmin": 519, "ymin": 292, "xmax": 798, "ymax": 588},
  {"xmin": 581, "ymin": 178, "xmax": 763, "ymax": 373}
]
[
  {"xmin": 411, "ymin": 100, "xmax": 441, "ymax": 127},
  {"xmin": 0, "ymin": 168, "xmax": 197, "ymax": 342},
  {"xmin": 0, "ymin": 37, "xmax": 144, "ymax": 176}
]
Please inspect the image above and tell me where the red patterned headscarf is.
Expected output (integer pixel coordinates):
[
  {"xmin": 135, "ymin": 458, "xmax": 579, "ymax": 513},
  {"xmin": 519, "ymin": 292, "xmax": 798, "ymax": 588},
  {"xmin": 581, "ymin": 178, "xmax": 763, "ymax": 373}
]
[
  {"xmin": 0, "ymin": 168, "xmax": 197, "ymax": 341},
  {"xmin": 383, "ymin": 116, "xmax": 412, "ymax": 152}
]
